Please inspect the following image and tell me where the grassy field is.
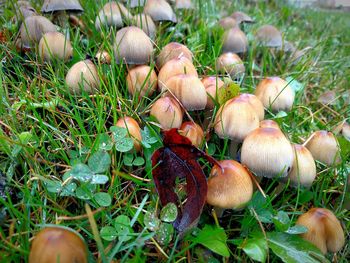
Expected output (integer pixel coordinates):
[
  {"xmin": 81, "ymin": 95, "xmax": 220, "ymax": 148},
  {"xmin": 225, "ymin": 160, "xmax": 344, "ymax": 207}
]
[{"xmin": 0, "ymin": 0, "xmax": 349, "ymax": 262}]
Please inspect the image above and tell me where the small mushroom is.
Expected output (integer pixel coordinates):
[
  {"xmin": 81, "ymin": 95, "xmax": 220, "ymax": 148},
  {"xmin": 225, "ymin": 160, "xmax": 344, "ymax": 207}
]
[
  {"xmin": 237, "ymin": 93, "xmax": 265, "ymax": 121},
  {"xmin": 95, "ymin": 2, "xmax": 131, "ymax": 31},
  {"xmin": 156, "ymin": 42, "xmax": 193, "ymax": 69},
  {"xmin": 144, "ymin": 0, "xmax": 177, "ymax": 23},
  {"xmin": 65, "ymin": 60, "xmax": 100, "ymax": 94},
  {"xmin": 287, "ymin": 144, "xmax": 317, "ymax": 188},
  {"xmin": 163, "ymin": 74, "xmax": 207, "ymax": 111},
  {"xmin": 216, "ymin": 52, "xmax": 245, "ymax": 79},
  {"xmin": 201, "ymin": 76, "xmax": 225, "ymax": 109},
  {"xmin": 222, "ymin": 27, "xmax": 249, "ymax": 55},
  {"xmin": 305, "ymin": 130, "xmax": 341, "ymax": 166},
  {"xmin": 38, "ymin": 31, "xmax": 73, "ymax": 62},
  {"xmin": 218, "ymin": 17, "xmax": 237, "ymax": 30},
  {"xmin": 14, "ymin": 1, "xmax": 37, "ymax": 22},
  {"xmin": 241, "ymin": 127, "xmax": 294, "ymax": 178},
  {"xmin": 150, "ymin": 97, "xmax": 183, "ymax": 129},
  {"xmin": 116, "ymin": 117, "xmax": 142, "ymax": 152},
  {"xmin": 95, "ymin": 50, "xmax": 112, "ymax": 64},
  {"xmin": 133, "ymin": 13, "xmax": 156, "ymax": 39},
  {"xmin": 179, "ymin": 121, "xmax": 204, "ymax": 147},
  {"xmin": 29, "ymin": 226, "xmax": 88, "ymax": 263},
  {"xmin": 231, "ymin": 11, "xmax": 254, "ymax": 24},
  {"xmin": 126, "ymin": 65, "xmax": 157, "ymax": 97},
  {"xmin": 113, "ymin": 26, "xmax": 153, "ymax": 65},
  {"xmin": 296, "ymin": 208, "xmax": 345, "ymax": 254},
  {"xmin": 341, "ymin": 122, "xmax": 350, "ymax": 141},
  {"xmin": 259, "ymin": 119, "xmax": 280, "ymax": 130},
  {"xmin": 254, "ymin": 77, "xmax": 295, "ymax": 112},
  {"xmin": 255, "ymin": 25, "xmax": 282, "ymax": 48}
]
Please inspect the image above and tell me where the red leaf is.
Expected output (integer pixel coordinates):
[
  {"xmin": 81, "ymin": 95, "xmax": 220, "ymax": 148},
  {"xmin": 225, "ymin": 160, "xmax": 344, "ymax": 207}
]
[{"xmin": 151, "ymin": 128, "xmax": 219, "ymax": 232}]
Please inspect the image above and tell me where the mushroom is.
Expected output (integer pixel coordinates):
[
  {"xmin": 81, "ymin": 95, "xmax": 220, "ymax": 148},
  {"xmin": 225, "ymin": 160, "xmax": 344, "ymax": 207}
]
[
  {"xmin": 29, "ymin": 226, "xmax": 88, "ymax": 263},
  {"xmin": 95, "ymin": 2, "xmax": 131, "ymax": 31},
  {"xmin": 126, "ymin": 65, "xmax": 157, "ymax": 97},
  {"xmin": 341, "ymin": 121, "xmax": 350, "ymax": 141},
  {"xmin": 144, "ymin": 0, "xmax": 177, "ymax": 23},
  {"xmin": 231, "ymin": 11, "xmax": 254, "ymax": 24},
  {"xmin": 14, "ymin": 1, "xmax": 37, "ymax": 22},
  {"xmin": 125, "ymin": 0, "xmax": 146, "ymax": 8},
  {"xmin": 287, "ymin": 144, "xmax": 317, "ymax": 188},
  {"xmin": 133, "ymin": 13, "xmax": 156, "ymax": 39},
  {"xmin": 259, "ymin": 119, "xmax": 280, "ymax": 130},
  {"xmin": 179, "ymin": 121, "xmax": 204, "ymax": 147},
  {"xmin": 254, "ymin": 77, "xmax": 295, "ymax": 112},
  {"xmin": 116, "ymin": 117, "xmax": 142, "ymax": 152},
  {"xmin": 163, "ymin": 74, "xmax": 207, "ymax": 111},
  {"xmin": 201, "ymin": 76, "xmax": 225, "ymax": 109},
  {"xmin": 237, "ymin": 93, "xmax": 265, "ymax": 121},
  {"xmin": 38, "ymin": 31, "xmax": 73, "ymax": 62},
  {"xmin": 218, "ymin": 17, "xmax": 237, "ymax": 30},
  {"xmin": 156, "ymin": 42, "xmax": 193, "ymax": 69},
  {"xmin": 207, "ymin": 160, "xmax": 253, "ymax": 215},
  {"xmin": 158, "ymin": 56, "xmax": 197, "ymax": 90},
  {"xmin": 222, "ymin": 26, "xmax": 249, "ymax": 55},
  {"xmin": 216, "ymin": 52, "xmax": 245, "ymax": 79},
  {"xmin": 65, "ymin": 60, "xmax": 100, "ymax": 94},
  {"xmin": 241, "ymin": 127, "xmax": 294, "ymax": 178},
  {"xmin": 150, "ymin": 97, "xmax": 183, "ymax": 129},
  {"xmin": 95, "ymin": 50, "xmax": 112, "ymax": 64},
  {"xmin": 255, "ymin": 25, "xmax": 282, "ymax": 48},
  {"xmin": 113, "ymin": 26, "xmax": 153, "ymax": 65},
  {"xmin": 296, "ymin": 208, "xmax": 345, "ymax": 254},
  {"xmin": 175, "ymin": 0, "xmax": 194, "ymax": 10},
  {"xmin": 18, "ymin": 15, "xmax": 57, "ymax": 50},
  {"xmin": 305, "ymin": 131, "xmax": 341, "ymax": 166}
]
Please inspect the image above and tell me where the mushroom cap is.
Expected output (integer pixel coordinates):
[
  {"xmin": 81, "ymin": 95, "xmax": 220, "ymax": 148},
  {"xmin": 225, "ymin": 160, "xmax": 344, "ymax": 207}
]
[
  {"xmin": 95, "ymin": 50, "xmax": 112, "ymax": 64},
  {"xmin": 38, "ymin": 31, "xmax": 73, "ymax": 62},
  {"xmin": 95, "ymin": 2, "xmax": 130, "ymax": 31},
  {"xmin": 241, "ymin": 127, "xmax": 294, "ymax": 178},
  {"xmin": 218, "ymin": 17, "xmax": 237, "ymax": 30},
  {"xmin": 158, "ymin": 56, "xmax": 197, "ymax": 90},
  {"xmin": 254, "ymin": 77, "xmax": 295, "ymax": 112},
  {"xmin": 19, "ymin": 15, "xmax": 57, "ymax": 49},
  {"xmin": 65, "ymin": 60, "xmax": 100, "ymax": 94},
  {"xmin": 201, "ymin": 76, "xmax": 225, "ymax": 109},
  {"xmin": 214, "ymin": 96, "xmax": 259, "ymax": 142},
  {"xmin": 116, "ymin": 117, "xmax": 142, "ymax": 152},
  {"xmin": 114, "ymin": 26, "xmax": 153, "ymax": 64},
  {"xmin": 126, "ymin": 65, "xmax": 157, "ymax": 97},
  {"xmin": 15, "ymin": 4, "xmax": 37, "ymax": 21},
  {"xmin": 179, "ymin": 121, "xmax": 204, "ymax": 147},
  {"xmin": 222, "ymin": 27, "xmax": 248, "ymax": 54},
  {"xmin": 287, "ymin": 144, "xmax": 317, "ymax": 188},
  {"xmin": 341, "ymin": 121, "xmax": 350, "ymax": 141},
  {"xmin": 29, "ymin": 226, "xmax": 88, "ymax": 263},
  {"xmin": 237, "ymin": 93, "xmax": 265, "ymax": 121},
  {"xmin": 259, "ymin": 119, "xmax": 280, "ymax": 130},
  {"xmin": 296, "ymin": 208, "xmax": 345, "ymax": 254},
  {"xmin": 144, "ymin": 0, "xmax": 177, "ymax": 22},
  {"xmin": 133, "ymin": 13, "xmax": 156, "ymax": 39},
  {"xmin": 305, "ymin": 130, "xmax": 341, "ymax": 166},
  {"xmin": 207, "ymin": 160, "xmax": 253, "ymax": 209},
  {"xmin": 216, "ymin": 52, "xmax": 245, "ymax": 79},
  {"xmin": 41, "ymin": 0, "xmax": 84, "ymax": 13},
  {"xmin": 255, "ymin": 25, "xmax": 282, "ymax": 48},
  {"xmin": 231, "ymin": 11, "xmax": 254, "ymax": 24},
  {"xmin": 163, "ymin": 74, "xmax": 207, "ymax": 111},
  {"xmin": 127, "ymin": 0, "xmax": 146, "ymax": 8},
  {"xmin": 175, "ymin": 0, "xmax": 194, "ymax": 9},
  {"xmin": 150, "ymin": 97, "xmax": 183, "ymax": 129},
  {"xmin": 156, "ymin": 42, "xmax": 193, "ymax": 69}
]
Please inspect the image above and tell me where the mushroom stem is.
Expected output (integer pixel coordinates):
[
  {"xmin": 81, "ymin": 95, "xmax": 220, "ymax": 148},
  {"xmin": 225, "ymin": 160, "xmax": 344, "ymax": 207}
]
[{"xmin": 213, "ymin": 206, "xmax": 225, "ymax": 218}]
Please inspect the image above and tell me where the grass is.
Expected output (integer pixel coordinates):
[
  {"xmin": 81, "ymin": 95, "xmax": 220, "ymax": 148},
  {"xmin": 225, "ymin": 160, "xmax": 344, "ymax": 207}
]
[{"xmin": 0, "ymin": 0, "xmax": 349, "ymax": 262}]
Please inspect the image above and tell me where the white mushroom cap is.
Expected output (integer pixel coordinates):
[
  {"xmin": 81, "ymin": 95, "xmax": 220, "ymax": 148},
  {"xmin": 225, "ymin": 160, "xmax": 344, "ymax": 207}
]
[
  {"xmin": 95, "ymin": 2, "xmax": 130, "ymax": 31},
  {"xmin": 133, "ymin": 13, "xmax": 156, "ymax": 39},
  {"xmin": 144, "ymin": 0, "xmax": 177, "ymax": 23},
  {"xmin": 41, "ymin": 0, "xmax": 84, "ymax": 13}
]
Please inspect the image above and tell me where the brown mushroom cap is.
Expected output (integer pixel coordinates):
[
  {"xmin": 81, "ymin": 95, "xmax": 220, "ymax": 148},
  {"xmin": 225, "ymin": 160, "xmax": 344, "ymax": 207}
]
[
  {"xmin": 241, "ymin": 127, "xmax": 294, "ymax": 178},
  {"xmin": 144, "ymin": 0, "xmax": 177, "ymax": 23},
  {"xmin": 133, "ymin": 13, "xmax": 156, "ymax": 39},
  {"xmin": 179, "ymin": 121, "xmax": 204, "ymax": 147},
  {"xmin": 237, "ymin": 93, "xmax": 265, "ymax": 121},
  {"xmin": 116, "ymin": 117, "xmax": 142, "ymax": 152},
  {"xmin": 113, "ymin": 26, "xmax": 153, "ymax": 64},
  {"xmin": 201, "ymin": 76, "xmax": 225, "ymax": 109},
  {"xmin": 218, "ymin": 17, "xmax": 237, "ymax": 30},
  {"xmin": 150, "ymin": 97, "xmax": 183, "ymax": 129},
  {"xmin": 254, "ymin": 77, "xmax": 295, "ymax": 112},
  {"xmin": 259, "ymin": 119, "xmax": 280, "ymax": 130},
  {"xmin": 222, "ymin": 27, "xmax": 248, "ymax": 54},
  {"xmin": 216, "ymin": 52, "xmax": 245, "ymax": 79},
  {"xmin": 95, "ymin": 50, "xmax": 112, "ymax": 64},
  {"xmin": 214, "ymin": 96, "xmax": 259, "ymax": 142},
  {"xmin": 29, "ymin": 226, "xmax": 88, "ymax": 263},
  {"xmin": 231, "ymin": 11, "xmax": 254, "ymax": 24},
  {"xmin": 95, "ymin": 2, "xmax": 130, "ymax": 31},
  {"xmin": 305, "ymin": 130, "xmax": 341, "ymax": 166},
  {"xmin": 296, "ymin": 208, "xmax": 345, "ymax": 254},
  {"xmin": 126, "ymin": 65, "xmax": 157, "ymax": 97},
  {"xmin": 156, "ymin": 42, "xmax": 193, "ymax": 69},
  {"xmin": 207, "ymin": 160, "xmax": 253, "ymax": 209},
  {"xmin": 41, "ymin": 0, "xmax": 84, "ymax": 13},
  {"xmin": 38, "ymin": 31, "xmax": 73, "ymax": 62},
  {"xmin": 255, "ymin": 25, "xmax": 282, "ymax": 48},
  {"xmin": 163, "ymin": 74, "xmax": 207, "ymax": 111}
]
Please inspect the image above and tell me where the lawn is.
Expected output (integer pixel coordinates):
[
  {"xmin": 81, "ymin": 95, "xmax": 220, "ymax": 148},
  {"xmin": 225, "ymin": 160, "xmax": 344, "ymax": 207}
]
[{"xmin": 0, "ymin": 0, "xmax": 349, "ymax": 262}]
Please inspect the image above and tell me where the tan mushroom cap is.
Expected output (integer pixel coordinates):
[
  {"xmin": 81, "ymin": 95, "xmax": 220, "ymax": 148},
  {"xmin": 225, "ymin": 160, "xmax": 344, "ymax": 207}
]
[
  {"xmin": 256, "ymin": 25, "xmax": 282, "ymax": 48},
  {"xmin": 214, "ymin": 96, "xmax": 259, "ymax": 142},
  {"xmin": 201, "ymin": 76, "xmax": 225, "ymax": 109},
  {"xmin": 237, "ymin": 93, "xmax": 265, "ymax": 121},
  {"xmin": 95, "ymin": 2, "xmax": 130, "ymax": 31},
  {"xmin": 126, "ymin": 65, "xmax": 157, "ymax": 97},
  {"xmin": 216, "ymin": 52, "xmax": 245, "ymax": 79},
  {"xmin": 163, "ymin": 74, "xmax": 207, "ymax": 111},
  {"xmin": 156, "ymin": 42, "xmax": 193, "ymax": 69},
  {"xmin": 241, "ymin": 127, "xmax": 294, "ymax": 178},
  {"xmin": 341, "ymin": 121, "xmax": 350, "ymax": 141},
  {"xmin": 116, "ymin": 117, "xmax": 142, "ymax": 152},
  {"xmin": 231, "ymin": 11, "xmax": 254, "ymax": 24},
  {"xmin": 150, "ymin": 97, "xmax": 183, "ymax": 129},
  {"xmin": 127, "ymin": 0, "xmax": 146, "ymax": 8},
  {"xmin": 29, "ymin": 226, "xmax": 88, "ymax": 263},
  {"xmin": 144, "ymin": 0, "xmax": 177, "ymax": 23},
  {"xmin": 259, "ymin": 119, "xmax": 280, "ymax": 130},
  {"xmin": 222, "ymin": 27, "xmax": 248, "ymax": 54},
  {"xmin": 95, "ymin": 50, "xmax": 112, "ymax": 64},
  {"xmin": 207, "ymin": 160, "xmax": 253, "ymax": 209},
  {"xmin": 305, "ymin": 130, "xmax": 341, "ymax": 166},
  {"xmin": 296, "ymin": 208, "xmax": 345, "ymax": 254},
  {"xmin": 41, "ymin": 0, "xmax": 84, "ymax": 13},
  {"xmin": 133, "ymin": 13, "xmax": 156, "ymax": 39},
  {"xmin": 179, "ymin": 121, "xmax": 204, "ymax": 147},
  {"xmin": 218, "ymin": 17, "xmax": 237, "ymax": 30},
  {"xmin": 114, "ymin": 26, "xmax": 153, "ymax": 64},
  {"xmin": 175, "ymin": 0, "xmax": 194, "ymax": 9},
  {"xmin": 254, "ymin": 77, "xmax": 295, "ymax": 112},
  {"xmin": 38, "ymin": 31, "xmax": 73, "ymax": 62}
]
